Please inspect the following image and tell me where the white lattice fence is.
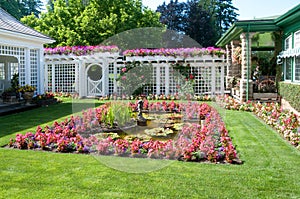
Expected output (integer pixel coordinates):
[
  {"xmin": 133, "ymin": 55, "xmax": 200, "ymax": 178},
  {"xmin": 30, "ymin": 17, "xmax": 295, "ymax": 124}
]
[
  {"xmin": 46, "ymin": 62, "xmax": 78, "ymax": 93},
  {"xmin": 44, "ymin": 54, "xmax": 226, "ymax": 97}
]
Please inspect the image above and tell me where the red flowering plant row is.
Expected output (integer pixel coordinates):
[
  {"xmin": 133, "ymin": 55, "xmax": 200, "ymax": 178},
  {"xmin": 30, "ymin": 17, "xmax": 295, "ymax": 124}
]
[
  {"xmin": 32, "ymin": 92, "xmax": 61, "ymax": 106},
  {"xmin": 174, "ymin": 110, "xmax": 238, "ymax": 163},
  {"xmin": 8, "ymin": 102, "xmax": 239, "ymax": 163},
  {"xmin": 217, "ymin": 95, "xmax": 300, "ymax": 149},
  {"xmin": 44, "ymin": 45, "xmax": 120, "ymax": 56},
  {"xmin": 9, "ymin": 118, "xmax": 88, "ymax": 153},
  {"xmin": 123, "ymin": 47, "xmax": 225, "ymax": 58}
]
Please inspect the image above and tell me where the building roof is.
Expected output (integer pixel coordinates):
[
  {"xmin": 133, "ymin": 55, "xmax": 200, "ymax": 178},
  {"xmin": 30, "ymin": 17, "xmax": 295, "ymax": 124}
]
[
  {"xmin": 0, "ymin": 7, "xmax": 54, "ymax": 42},
  {"xmin": 216, "ymin": 3, "xmax": 300, "ymax": 47},
  {"xmin": 216, "ymin": 19, "xmax": 279, "ymax": 47}
]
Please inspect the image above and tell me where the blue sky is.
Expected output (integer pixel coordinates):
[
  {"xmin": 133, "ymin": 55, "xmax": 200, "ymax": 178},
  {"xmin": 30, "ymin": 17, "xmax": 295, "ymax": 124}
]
[
  {"xmin": 142, "ymin": 0, "xmax": 300, "ymax": 20},
  {"xmin": 41, "ymin": 0, "xmax": 299, "ymax": 20}
]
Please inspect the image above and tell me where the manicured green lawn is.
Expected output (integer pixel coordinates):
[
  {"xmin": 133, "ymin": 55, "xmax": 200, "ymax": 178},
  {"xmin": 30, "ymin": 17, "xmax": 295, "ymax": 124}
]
[{"xmin": 0, "ymin": 100, "xmax": 299, "ymax": 198}]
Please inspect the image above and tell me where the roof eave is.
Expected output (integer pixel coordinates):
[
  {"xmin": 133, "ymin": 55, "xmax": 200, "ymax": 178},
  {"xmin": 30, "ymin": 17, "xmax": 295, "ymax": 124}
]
[
  {"xmin": 275, "ymin": 4, "xmax": 300, "ymax": 26},
  {"xmin": 0, "ymin": 29, "xmax": 55, "ymax": 44},
  {"xmin": 216, "ymin": 19, "xmax": 279, "ymax": 47},
  {"xmin": 216, "ymin": 25, "xmax": 243, "ymax": 47}
]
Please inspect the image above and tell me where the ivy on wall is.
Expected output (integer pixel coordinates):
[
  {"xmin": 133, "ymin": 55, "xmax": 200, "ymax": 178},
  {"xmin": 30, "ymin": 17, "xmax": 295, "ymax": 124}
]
[{"xmin": 279, "ymin": 82, "xmax": 300, "ymax": 112}]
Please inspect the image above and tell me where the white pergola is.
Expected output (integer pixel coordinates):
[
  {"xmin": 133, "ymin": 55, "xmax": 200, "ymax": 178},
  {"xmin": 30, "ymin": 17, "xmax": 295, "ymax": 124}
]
[{"xmin": 45, "ymin": 52, "xmax": 226, "ymax": 98}]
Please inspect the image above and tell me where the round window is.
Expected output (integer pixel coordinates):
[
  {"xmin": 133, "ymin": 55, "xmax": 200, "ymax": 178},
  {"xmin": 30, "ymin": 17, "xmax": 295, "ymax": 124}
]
[{"xmin": 87, "ymin": 65, "xmax": 102, "ymax": 81}]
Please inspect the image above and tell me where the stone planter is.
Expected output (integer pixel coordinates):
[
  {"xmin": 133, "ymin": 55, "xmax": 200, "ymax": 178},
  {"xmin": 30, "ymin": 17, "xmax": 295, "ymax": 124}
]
[
  {"xmin": 253, "ymin": 93, "xmax": 278, "ymax": 100},
  {"xmin": 22, "ymin": 92, "xmax": 34, "ymax": 105},
  {"xmin": 2, "ymin": 91, "xmax": 18, "ymax": 103}
]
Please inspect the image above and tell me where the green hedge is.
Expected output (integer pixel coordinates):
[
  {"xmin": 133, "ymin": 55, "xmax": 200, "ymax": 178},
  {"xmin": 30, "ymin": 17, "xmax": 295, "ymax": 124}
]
[{"xmin": 279, "ymin": 82, "xmax": 300, "ymax": 112}]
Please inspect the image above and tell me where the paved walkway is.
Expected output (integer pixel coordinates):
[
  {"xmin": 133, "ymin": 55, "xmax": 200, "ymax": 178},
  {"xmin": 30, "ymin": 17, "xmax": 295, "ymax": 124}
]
[
  {"xmin": 281, "ymin": 99, "xmax": 300, "ymax": 116},
  {"xmin": 0, "ymin": 102, "xmax": 38, "ymax": 116}
]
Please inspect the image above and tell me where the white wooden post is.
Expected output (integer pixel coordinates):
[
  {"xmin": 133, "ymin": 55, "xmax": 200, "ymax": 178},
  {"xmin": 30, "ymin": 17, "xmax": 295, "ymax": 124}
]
[
  {"xmin": 165, "ymin": 64, "xmax": 170, "ymax": 95},
  {"xmin": 44, "ymin": 62, "xmax": 48, "ymax": 93},
  {"xmin": 51, "ymin": 63, "xmax": 55, "ymax": 93},
  {"xmin": 113, "ymin": 61, "xmax": 118, "ymax": 94},
  {"xmin": 221, "ymin": 64, "xmax": 225, "ymax": 95},
  {"xmin": 211, "ymin": 64, "xmax": 216, "ymax": 96},
  {"xmin": 38, "ymin": 49, "xmax": 44, "ymax": 94},
  {"xmin": 25, "ymin": 48, "xmax": 30, "ymax": 85},
  {"xmin": 156, "ymin": 65, "xmax": 160, "ymax": 95},
  {"xmin": 74, "ymin": 62, "xmax": 79, "ymax": 94},
  {"xmin": 103, "ymin": 60, "xmax": 108, "ymax": 96}
]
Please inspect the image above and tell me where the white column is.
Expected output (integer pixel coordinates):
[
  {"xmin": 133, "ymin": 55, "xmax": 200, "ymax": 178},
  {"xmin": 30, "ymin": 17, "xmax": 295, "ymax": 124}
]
[
  {"xmin": 51, "ymin": 63, "xmax": 55, "ymax": 93},
  {"xmin": 221, "ymin": 64, "xmax": 225, "ymax": 95},
  {"xmin": 113, "ymin": 61, "xmax": 118, "ymax": 94},
  {"xmin": 103, "ymin": 60, "xmax": 108, "ymax": 96},
  {"xmin": 38, "ymin": 48, "xmax": 44, "ymax": 94},
  {"xmin": 25, "ymin": 48, "xmax": 30, "ymax": 85},
  {"xmin": 80, "ymin": 61, "xmax": 87, "ymax": 97},
  {"xmin": 44, "ymin": 60, "xmax": 48, "ymax": 93},
  {"xmin": 211, "ymin": 64, "xmax": 216, "ymax": 96},
  {"xmin": 156, "ymin": 65, "xmax": 160, "ymax": 95},
  {"xmin": 74, "ymin": 62, "xmax": 79, "ymax": 94},
  {"xmin": 165, "ymin": 64, "xmax": 170, "ymax": 95}
]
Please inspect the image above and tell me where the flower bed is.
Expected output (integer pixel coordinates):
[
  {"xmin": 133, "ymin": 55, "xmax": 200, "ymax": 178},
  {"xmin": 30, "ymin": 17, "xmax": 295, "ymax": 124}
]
[
  {"xmin": 218, "ymin": 95, "xmax": 300, "ymax": 149},
  {"xmin": 7, "ymin": 101, "xmax": 239, "ymax": 164},
  {"xmin": 32, "ymin": 92, "xmax": 61, "ymax": 106}
]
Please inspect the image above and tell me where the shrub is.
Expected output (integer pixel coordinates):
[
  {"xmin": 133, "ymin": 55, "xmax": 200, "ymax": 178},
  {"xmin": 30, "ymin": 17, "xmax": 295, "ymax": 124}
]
[{"xmin": 279, "ymin": 82, "xmax": 300, "ymax": 112}]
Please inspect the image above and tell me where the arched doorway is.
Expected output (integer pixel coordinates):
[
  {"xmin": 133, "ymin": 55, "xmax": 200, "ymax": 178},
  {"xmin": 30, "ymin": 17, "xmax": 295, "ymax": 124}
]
[
  {"xmin": 0, "ymin": 55, "xmax": 18, "ymax": 93},
  {"xmin": 86, "ymin": 63, "xmax": 103, "ymax": 96}
]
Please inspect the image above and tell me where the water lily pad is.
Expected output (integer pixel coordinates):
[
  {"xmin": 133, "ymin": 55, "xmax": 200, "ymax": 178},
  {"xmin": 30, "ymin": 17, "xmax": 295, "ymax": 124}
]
[
  {"xmin": 124, "ymin": 134, "xmax": 151, "ymax": 142},
  {"xmin": 144, "ymin": 128, "xmax": 174, "ymax": 137},
  {"xmin": 94, "ymin": 132, "xmax": 120, "ymax": 140}
]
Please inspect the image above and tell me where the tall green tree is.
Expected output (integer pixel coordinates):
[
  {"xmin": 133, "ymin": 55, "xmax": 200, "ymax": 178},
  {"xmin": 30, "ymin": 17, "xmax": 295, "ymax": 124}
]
[
  {"xmin": 200, "ymin": 0, "xmax": 239, "ymax": 37},
  {"xmin": 157, "ymin": 0, "xmax": 238, "ymax": 46},
  {"xmin": 185, "ymin": 0, "xmax": 217, "ymax": 46},
  {"xmin": 21, "ymin": 0, "xmax": 163, "ymax": 47},
  {"xmin": 156, "ymin": 0, "xmax": 187, "ymax": 33},
  {"xmin": 0, "ymin": 0, "xmax": 42, "ymax": 19}
]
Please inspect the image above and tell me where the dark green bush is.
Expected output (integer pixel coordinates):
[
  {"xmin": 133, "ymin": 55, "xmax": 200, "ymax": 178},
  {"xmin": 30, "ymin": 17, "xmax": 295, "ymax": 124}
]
[{"xmin": 279, "ymin": 82, "xmax": 300, "ymax": 112}]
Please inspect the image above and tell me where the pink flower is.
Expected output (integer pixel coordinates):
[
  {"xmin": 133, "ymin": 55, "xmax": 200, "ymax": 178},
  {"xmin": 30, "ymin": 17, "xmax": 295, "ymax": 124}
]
[
  {"xmin": 121, "ymin": 67, "xmax": 127, "ymax": 72},
  {"xmin": 122, "ymin": 76, "xmax": 127, "ymax": 80}
]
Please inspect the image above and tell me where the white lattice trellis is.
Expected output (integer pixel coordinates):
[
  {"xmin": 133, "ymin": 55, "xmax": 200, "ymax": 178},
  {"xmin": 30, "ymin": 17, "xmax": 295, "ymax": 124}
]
[{"xmin": 44, "ymin": 53, "xmax": 226, "ymax": 97}]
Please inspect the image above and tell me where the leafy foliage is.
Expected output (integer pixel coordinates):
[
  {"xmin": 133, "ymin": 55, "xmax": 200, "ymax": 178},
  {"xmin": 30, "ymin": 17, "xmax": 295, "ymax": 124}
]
[
  {"xmin": 200, "ymin": 0, "xmax": 239, "ymax": 37},
  {"xmin": 0, "ymin": 0, "xmax": 43, "ymax": 20},
  {"xmin": 279, "ymin": 82, "xmax": 300, "ymax": 112},
  {"xmin": 185, "ymin": 0, "xmax": 218, "ymax": 47},
  {"xmin": 21, "ymin": 0, "xmax": 163, "ymax": 47},
  {"xmin": 117, "ymin": 62, "xmax": 154, "ymax": 96},
  {"xmin": 157, "ymin": 0, "xmax": 239, "ymax": 46}
]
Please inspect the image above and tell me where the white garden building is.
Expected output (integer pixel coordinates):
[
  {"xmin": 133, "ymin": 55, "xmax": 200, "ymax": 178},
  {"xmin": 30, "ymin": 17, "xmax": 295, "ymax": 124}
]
[
  {"xmin": 44, "ymin": 47, "xmax": 227, "ymax": 98},
  {"xmin": 0, "ymin": 8, "xmax": 54, "ymax": 94}
]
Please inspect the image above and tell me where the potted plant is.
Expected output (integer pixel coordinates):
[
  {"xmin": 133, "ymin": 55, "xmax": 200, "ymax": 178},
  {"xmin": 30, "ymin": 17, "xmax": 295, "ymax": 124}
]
[
  {"xmin": 1, "ymin": 73, "xmax": 20, "ymax": 103},
  {"xmin": 2, "ymin": 87, "xmax": 18, "ymax": 102},
  {"xmin": 19, "ymin": 84, "xmax": 36, "ymax": 105}
]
